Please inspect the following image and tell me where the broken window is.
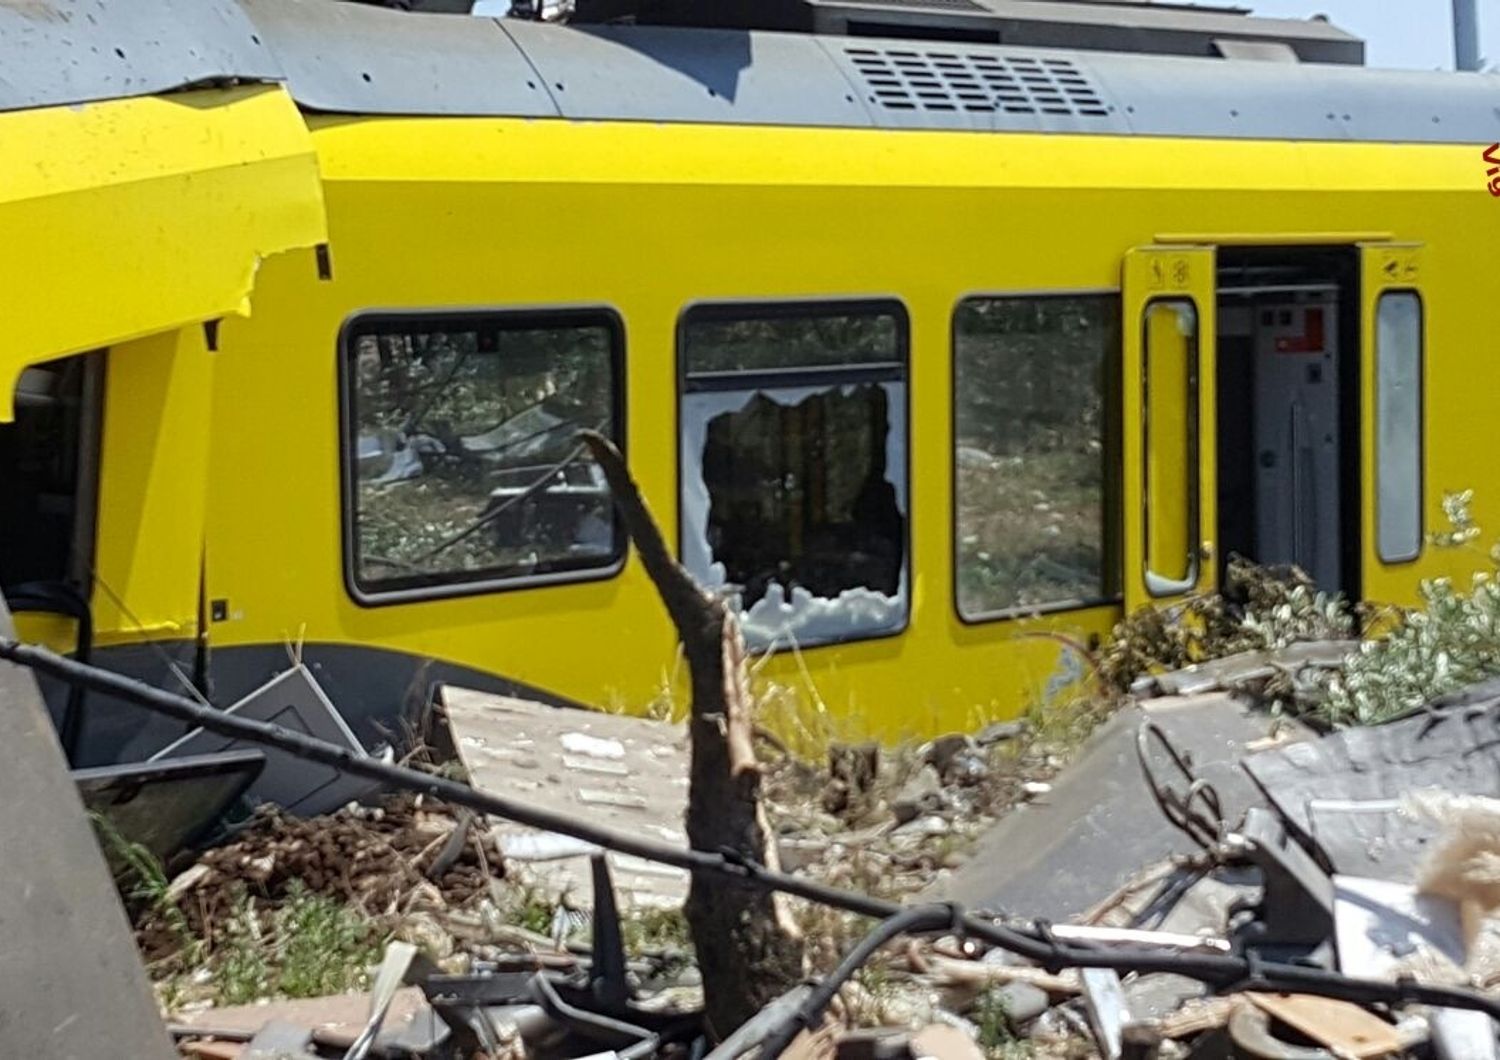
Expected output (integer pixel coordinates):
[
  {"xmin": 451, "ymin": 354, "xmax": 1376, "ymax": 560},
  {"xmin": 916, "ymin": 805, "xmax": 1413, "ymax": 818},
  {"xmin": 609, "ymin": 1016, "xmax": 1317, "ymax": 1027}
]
[
  {"xmin": 680, "ymin": 303, "xmax": 908, "ymax": 649},
  {"xmin": 953, "ymin": 295, "xmax": 1118, "ymax": 618},
  {"xmin": 343, "ymin": 310, "xmax": 624, "ymax": 600}
]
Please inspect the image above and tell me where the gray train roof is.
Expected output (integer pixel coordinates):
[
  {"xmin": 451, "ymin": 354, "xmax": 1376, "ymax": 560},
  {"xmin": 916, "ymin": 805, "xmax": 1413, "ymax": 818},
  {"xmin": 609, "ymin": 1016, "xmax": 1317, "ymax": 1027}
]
[
  {"xmin": 0, "ymin": 0, "xmax": 278, "ymax": 112},
  {"xmin": 239, "ymin": 0, "xmax": 1500, "ymax": 145},
  {"xmin": 3, "ymin": 0, "xmax": 1497, "ymax": 148}
]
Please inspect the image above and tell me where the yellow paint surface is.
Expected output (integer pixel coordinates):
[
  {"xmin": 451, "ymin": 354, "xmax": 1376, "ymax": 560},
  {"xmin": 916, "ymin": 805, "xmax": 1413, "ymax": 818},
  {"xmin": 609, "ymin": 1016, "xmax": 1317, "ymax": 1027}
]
[
  {"xmin": 0, "ymin": 84, "xmax": 327, "ymax": 420},
  {"xmin": 192, "ymin": 117, "xmax": 1496, "ymax": 742}
]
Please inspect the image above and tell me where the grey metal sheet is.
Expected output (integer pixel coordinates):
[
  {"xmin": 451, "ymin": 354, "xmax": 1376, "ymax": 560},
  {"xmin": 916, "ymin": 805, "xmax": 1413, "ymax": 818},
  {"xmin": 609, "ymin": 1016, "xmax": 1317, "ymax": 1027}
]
[
  {"xmin": 76, "ymin": 749, "xmax": 265, "ymax": 868},
  {"xmin": 818, "ymin": 37, "xmax": 1133, "ymax": 134},
  {"xmin": 0, "ymin": 0, "xmax": 280, "ymax": 113},
  {"xmin": 1312, "ymin": 68, "xmax": 1500, "ymax": 145},
  {"xmin": 444, "ymin": 685, "xmax": 693, "ymax": 907},
  {"xmin": 502, "ymin": 20, "xmax": 872, "ymax": 127},
  {"xmin": 239, "ymin": 0, "xmax": 559, "ymax": 117},
  {"xmin": 0, "ymin": 597, "xmax": 176, "ymax": 1059},
  {"xmin": 232, "ymin": 1, "xmax": 1498, "ymax": 147},
  {"xmin": 150, "ymin": 664, "xmax": 381, "ymax": 817},
  {"xmin": 932, "ymin": 694, "xmax": 1309, "ymax": 921},
  {"xmin": 1306, "ymin": 798, "xmax": 1438, "ymax": 883},
  {"xmin": 1211, "ymin": 39, "xmax": 1299, "ymax": 63},
  {"xmin": 1086, "ymin": 51, "xmax": 1354, "ymax": 141},
  {"xmin": 1086, "ymin": 50, "xmax": 1500, "ymax": 144},
  {"xmin": 1242, "ymin": 684, "xmax": 1500, "ymax": 881}
]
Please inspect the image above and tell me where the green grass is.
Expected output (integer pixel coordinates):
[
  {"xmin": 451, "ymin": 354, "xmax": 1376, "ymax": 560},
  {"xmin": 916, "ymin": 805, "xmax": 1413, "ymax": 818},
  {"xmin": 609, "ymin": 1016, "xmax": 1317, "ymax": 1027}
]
[
  {"xmin": 620, "ymin": 905, "xmax": 693, "ymax": 954},
  {"xmin": 89, "ymin": 812, "xmax": 201, "ymax": 963},
  {"xmin": 971, "ymin": 989, "xmax": 1037, "ymax": 1059},
  {"xmin": 213, "ymin": 882, "xmax": 386, "ymax": 1005},
  {"xmin": 89, "ymin": 816, "xmax": 387, "ymax": 1010}
]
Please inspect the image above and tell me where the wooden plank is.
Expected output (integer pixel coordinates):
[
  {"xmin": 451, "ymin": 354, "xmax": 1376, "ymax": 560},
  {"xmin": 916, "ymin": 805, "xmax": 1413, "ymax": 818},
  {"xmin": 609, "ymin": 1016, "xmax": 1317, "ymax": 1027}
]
[{"xmin": 1247, "ymin": 993, "xmax": 1402, "ymax": 1058}]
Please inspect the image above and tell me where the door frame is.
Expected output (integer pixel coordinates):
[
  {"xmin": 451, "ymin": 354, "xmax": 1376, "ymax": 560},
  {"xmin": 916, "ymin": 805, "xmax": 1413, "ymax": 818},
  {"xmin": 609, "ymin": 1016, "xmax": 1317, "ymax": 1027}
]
[{"xmin": 1121, "ymin": 244, "xmax": 1218, "ymax": 612}]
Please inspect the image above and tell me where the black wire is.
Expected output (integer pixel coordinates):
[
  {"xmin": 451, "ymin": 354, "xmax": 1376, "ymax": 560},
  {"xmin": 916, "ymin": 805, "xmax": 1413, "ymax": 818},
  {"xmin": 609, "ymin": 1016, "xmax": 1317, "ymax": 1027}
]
[
  {"xmin": 6, "ymin": 638, "xmax": 1500, "ymax": 1025},
  {"xmin": 759, "ymin": 907, "xmax": 953, "ymax": 1060}
]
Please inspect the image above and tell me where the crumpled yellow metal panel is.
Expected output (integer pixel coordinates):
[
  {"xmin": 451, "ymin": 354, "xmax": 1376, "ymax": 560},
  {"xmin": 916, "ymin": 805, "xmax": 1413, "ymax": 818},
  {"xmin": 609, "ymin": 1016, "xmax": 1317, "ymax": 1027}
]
[{"xmin": 0, "ymin": 83, "xmax": 326, "ymax": 421}]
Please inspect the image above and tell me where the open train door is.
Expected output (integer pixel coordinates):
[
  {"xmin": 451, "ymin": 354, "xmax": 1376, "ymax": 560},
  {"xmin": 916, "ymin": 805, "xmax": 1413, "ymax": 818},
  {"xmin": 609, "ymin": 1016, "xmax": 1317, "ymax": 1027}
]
[
  {"xmin": 1358, "ymin": 242, "xmax": 1426, "ymax": 599},
  {"xmin": 1121, "ymin": 245, "xmax": 1218, "ymax": 612}
]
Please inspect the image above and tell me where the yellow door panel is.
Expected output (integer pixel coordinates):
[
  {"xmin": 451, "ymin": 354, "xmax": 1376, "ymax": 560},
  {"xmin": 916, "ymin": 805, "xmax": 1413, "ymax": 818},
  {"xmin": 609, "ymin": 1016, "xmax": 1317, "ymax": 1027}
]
[{"xmin": 1122, "ymin": 246, "xmax": 1218, "ymax": 611}]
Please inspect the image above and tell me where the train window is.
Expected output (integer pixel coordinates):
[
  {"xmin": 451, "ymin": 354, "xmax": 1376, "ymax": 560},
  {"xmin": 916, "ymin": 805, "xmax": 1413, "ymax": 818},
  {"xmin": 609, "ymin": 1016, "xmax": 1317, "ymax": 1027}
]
[
  {"xmin": 342, "ymin": 309, "xmax": 625, "ymax": 602},
  {"xmin": 1376, "ymin": 291, "xmax": 1423, "ymax": 563},
  {"xmin": 953, "ymin": 295, "xmax": 1118, "ymax": 620},
  {"xmin": 1142, "ymin": 299, "xmax": 1199, "ymax": 596},
  {"xmin": 679, "ymin": 301, "xmax": 908, "ymax": 650}
]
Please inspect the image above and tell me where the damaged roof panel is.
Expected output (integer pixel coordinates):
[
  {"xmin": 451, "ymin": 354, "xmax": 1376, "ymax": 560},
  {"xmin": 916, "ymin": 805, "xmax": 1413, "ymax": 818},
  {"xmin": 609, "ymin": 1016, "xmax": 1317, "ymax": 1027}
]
[
  {"xmin": 0, "ymin": 0, "xmax": 282, "ymax": 113},
  {"xmin": 0, "ymin": 83, "xmax": 327, "ymax": 415}
]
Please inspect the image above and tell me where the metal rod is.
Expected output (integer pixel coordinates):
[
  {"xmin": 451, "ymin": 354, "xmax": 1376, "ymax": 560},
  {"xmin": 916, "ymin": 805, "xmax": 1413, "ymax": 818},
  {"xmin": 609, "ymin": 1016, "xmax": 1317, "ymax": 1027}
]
[
  {"xmin": 1455, "ymin": 0, "xmax": 1482, "ymax": 71},
  {"xmin": 1048, "ymin": 924, "xmax": 1231, "ymax": 955},
  {"xmin": 758, "ymin": 907, "xmax": 955, "ymax": 1060},
  {"xmin": 1216, "ymin": 285, "xmax": 1340, "ymax": 298},
  {"xmin": 7, "ymin": 639, "xmax": 1500, "ymax": 1024}
]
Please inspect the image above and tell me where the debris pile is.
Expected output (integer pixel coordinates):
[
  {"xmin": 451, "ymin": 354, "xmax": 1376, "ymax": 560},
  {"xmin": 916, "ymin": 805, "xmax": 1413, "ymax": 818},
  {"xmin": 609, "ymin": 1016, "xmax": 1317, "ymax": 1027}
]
[
  {"xmin": 53, "ymin": 547, "xmax": 1500, "ymax": 1060},
  {"xmin": 186, "ymin": 796, "xmax": 500, "ymax": 917}
]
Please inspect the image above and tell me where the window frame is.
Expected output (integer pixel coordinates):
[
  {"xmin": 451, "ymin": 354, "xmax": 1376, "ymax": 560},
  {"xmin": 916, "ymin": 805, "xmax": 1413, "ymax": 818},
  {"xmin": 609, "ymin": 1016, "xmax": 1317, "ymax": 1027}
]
[
  {"xmin": 337, "ymin": 305, "xmax": 628, "ymax": 608},
  {"xmin": 1374, "ymin": 288, "xmax": 1425, "ymax": 566},
  {"xmin": 949, "ymin": 288, "xmax": 1124, "ymax": 626},
  {"xmin": 1140, "ymin": 295, "xmax": 1201, "ymax": 599},
  {"xmin": 674, "ymin": 296, "xmax": 913, "ymax": 649}
]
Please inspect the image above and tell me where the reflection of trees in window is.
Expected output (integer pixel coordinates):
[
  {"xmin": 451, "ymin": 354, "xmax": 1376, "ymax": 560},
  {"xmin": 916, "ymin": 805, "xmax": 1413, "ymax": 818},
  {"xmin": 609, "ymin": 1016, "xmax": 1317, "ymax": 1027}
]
[
  {"xmin": 703, "ymin": 385, "xmax": 902, "ymax": 609},
  {"xmin": 954, "ymin": 296, "xmax": 1118, "ymax": 618},
  {"xmin": 684, "ymin": 314, "xmax": 900, "ymax": 373},
  {"xmin": 346, "ymin": 313, "xmax": 622, "ymax": 596},
  {"xmin": 681, "ymin": 303, "xmax": 909, "ymax": 648}
]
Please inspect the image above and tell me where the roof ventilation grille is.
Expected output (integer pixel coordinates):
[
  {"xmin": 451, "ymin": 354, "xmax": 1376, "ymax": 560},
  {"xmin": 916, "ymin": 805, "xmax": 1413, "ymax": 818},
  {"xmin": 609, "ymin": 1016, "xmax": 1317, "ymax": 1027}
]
[{"xmin": 845, "ymin": 46, "xmax": 1110, "ymax": 117}]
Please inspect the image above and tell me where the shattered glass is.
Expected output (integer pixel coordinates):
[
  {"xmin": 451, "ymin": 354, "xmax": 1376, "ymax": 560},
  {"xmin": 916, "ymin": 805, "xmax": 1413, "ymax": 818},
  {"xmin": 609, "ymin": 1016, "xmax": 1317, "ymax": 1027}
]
[{"xmin": 680, "ymin": 306, "xmax": 908, "ymax": 648}]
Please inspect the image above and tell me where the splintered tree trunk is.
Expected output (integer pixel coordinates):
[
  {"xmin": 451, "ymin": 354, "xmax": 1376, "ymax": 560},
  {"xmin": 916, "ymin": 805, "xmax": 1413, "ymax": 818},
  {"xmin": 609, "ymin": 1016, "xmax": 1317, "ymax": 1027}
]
[{"xmin": 580, "ymin": 431, "xmax": 804, "ymax": 1038}]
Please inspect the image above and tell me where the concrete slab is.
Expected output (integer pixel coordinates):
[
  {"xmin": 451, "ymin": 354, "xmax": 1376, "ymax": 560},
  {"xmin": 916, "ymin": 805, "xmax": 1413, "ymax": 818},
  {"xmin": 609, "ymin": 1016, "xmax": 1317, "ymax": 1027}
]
[
  {"xmin": 932, "ymin": 694, "xmax": 1307, "ymax": 922},
  {"xmin": 442, "ymin": 686, "xmax": 690, "ymax": 907}
]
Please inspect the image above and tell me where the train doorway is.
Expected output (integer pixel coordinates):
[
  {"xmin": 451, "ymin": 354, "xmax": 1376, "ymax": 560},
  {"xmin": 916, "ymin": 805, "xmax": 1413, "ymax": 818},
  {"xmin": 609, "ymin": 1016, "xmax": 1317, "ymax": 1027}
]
[{"xmin": 1215, "ymin": 247, "xmax": 1361, "ymax": 598}]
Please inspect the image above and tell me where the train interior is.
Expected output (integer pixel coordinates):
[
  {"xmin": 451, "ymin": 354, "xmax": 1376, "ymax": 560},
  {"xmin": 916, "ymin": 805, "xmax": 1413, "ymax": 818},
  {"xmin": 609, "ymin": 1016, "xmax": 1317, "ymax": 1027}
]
[
  {"xmin": 0, "ymin": 353, "xmax": 102, "ymax": 600},
  {"xmin": 1215, "ymin": 247, "xmax": 1362, "ymax": 599}
]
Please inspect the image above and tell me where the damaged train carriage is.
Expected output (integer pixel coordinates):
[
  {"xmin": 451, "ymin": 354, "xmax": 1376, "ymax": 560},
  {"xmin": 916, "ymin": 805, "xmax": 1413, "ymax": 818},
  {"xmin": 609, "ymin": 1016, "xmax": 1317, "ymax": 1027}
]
[
  {"xmin": 6, "ymin": 0, "xmax": 1497, "ymax": 761},
  {"xmin": 0, "ymin": 1, "xmax": 327, "ymax": 765},
  {"xmin": 188, "ymin": 0, "xmax": 1500, "ymax": 750}
]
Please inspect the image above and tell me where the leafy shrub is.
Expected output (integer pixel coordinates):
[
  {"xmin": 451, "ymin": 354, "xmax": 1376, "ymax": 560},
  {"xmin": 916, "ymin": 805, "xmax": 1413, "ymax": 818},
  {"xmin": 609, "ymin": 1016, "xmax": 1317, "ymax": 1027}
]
[
  {"xmin": 1097, "ymin": 557, "xmax": 1355, "ymax": 693},
  {"xmin": 1316, "ymin": 492, "xmax": 1500, "ymax": 726}
]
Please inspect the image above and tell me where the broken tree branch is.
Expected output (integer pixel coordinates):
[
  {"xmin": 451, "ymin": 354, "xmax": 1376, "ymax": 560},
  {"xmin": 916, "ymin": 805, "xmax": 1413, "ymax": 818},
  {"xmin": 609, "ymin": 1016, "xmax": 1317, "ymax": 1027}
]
[{"xmin": 579, "ymin": 430, "xmax": 805, "ymax": 1038}]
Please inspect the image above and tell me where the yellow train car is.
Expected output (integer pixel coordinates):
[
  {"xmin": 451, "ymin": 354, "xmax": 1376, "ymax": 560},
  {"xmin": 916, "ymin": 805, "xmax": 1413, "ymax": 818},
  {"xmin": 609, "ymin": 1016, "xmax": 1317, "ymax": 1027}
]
[
  {"xmin": 0, "ymin": 2, "xmax": 326, "ymax": 763},
  {"xmin": 184, "ymin": 0, "xmax": 1499, "ymax": 752},
  {"xmin": 9, "ymin": 0, "xmax": 1500, "ymax": 762}
]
